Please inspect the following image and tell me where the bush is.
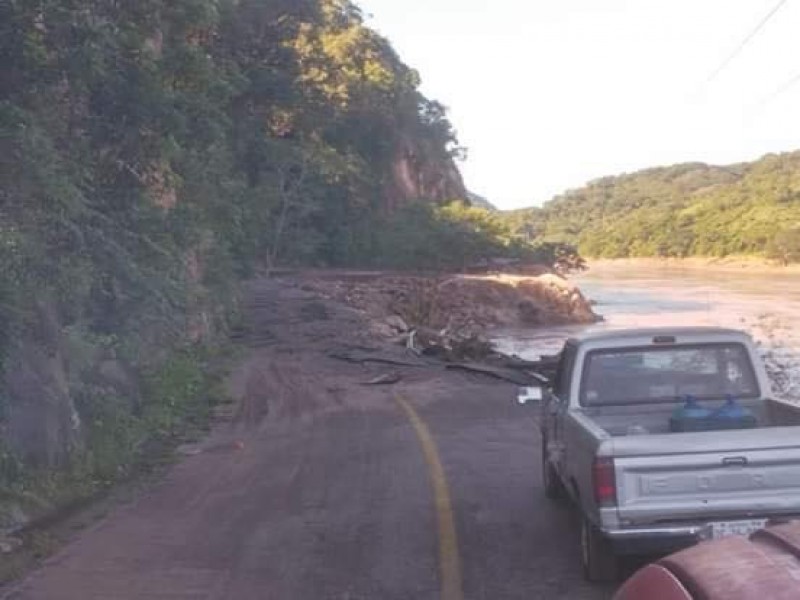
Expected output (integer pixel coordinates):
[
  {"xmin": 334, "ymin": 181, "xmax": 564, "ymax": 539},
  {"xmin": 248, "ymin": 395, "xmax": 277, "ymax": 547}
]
[
  {"xmin": 361, "ymin": 201, "xmax": 583, "ymax": 272},
  {"xmin": 767, "ymin": 228, "xmax": 800, "ymax": 265}
]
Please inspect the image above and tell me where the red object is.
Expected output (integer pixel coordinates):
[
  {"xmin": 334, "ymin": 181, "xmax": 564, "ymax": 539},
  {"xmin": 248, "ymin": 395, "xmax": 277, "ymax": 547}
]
[
  {"xmin": 615, "ymin": 522, "xmax": 800, "ymax": 600},
  {"xmin": 614, "ymin": 564, "xmax": 693, "ymax": 600},
  {"xmin": 592, "ymin": 457, "xmax": 617, "ymax": 507}
]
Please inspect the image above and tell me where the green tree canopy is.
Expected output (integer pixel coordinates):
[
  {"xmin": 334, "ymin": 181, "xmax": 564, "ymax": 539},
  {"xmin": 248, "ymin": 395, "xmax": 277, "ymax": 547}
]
[{"xmin": 504, "ymin": 153, "xmax": 800, "ymax": 262}]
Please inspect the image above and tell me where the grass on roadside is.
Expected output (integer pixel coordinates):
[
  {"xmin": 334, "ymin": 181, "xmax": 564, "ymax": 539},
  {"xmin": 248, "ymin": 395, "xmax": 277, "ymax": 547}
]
[{"xmin": 0, "ymin": 343, "xmax": 238, "ymax": 586}]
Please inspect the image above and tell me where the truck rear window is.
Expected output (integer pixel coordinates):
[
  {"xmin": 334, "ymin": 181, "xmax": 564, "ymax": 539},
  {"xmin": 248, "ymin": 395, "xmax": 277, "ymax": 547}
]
[{"xmin": 579, "ymin": 343, "xmax": 760, "ymax": 406}]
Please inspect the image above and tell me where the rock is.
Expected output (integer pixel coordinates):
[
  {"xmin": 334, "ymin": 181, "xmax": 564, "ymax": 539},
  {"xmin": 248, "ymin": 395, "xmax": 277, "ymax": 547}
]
[
  {"xmin": 0, "ymin": 503, "xmax": 30, "ymax": 533},
  {"xmin": 4, "ymin": 301, "xmax": 82, "ymax": 468},
  {"xmin": 368, "ymin": 321, "xmax": 395, "ymax": 339},
  {"xmin": 449, "ymin": 335, "xmax": 495, "ymax": 361},
  {"xmin": 0, "ymin": 537, "xmax": 22, "ymax": 554},
  {"xmin": 517, "ymin": 300, "xmax": 541, "ymax": 324},
  {"xmin": 385, "ymin": 315, "xmax": 409, "ymax": 333},
  {"xmin": 176, "ymin": 444, "xmax": 203, "ymax": 456}
]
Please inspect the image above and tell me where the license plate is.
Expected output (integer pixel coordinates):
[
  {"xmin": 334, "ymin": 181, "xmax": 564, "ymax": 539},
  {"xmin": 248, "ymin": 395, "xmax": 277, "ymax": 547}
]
[{"xmin": 710, "ymin": 519, "xmax": 767, "ymax": 539}]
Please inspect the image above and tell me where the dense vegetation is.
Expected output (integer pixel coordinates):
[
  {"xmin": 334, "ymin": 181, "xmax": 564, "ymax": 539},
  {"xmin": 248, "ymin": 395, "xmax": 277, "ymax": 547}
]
[
  {"xmin": 370, "ymin": 201, "xmax": 583, "ymax": 272},
  {"xmin": 0, "ymin": 0, "xmax": 448, "ymax": 520},
  {"xmin": 2, "ymin": 0, "xmax": 464, "ymax": 325},
  {"xmin": 505, "ymin": 152, "xmax": 800, "ymax": 263},
  {"xmin": 0, "ymin": 0, "xmax": 577, "ymax": 530}
]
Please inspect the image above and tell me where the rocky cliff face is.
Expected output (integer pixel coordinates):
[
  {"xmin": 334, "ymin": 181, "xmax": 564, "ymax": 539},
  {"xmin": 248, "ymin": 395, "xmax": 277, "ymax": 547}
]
[
  {"xmin": 386, "ymin": 136, "xmax": 468, "ymax": 209},
  {"xmin": 4, "ymin": 301, "xmax": 81, "ymax": 469}
]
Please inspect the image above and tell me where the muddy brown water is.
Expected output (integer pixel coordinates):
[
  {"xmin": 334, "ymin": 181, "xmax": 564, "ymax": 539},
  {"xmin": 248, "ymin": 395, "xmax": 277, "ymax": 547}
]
[{"xmin": 493, "ymin": 264, "xmax": 800, "ymax": 397}]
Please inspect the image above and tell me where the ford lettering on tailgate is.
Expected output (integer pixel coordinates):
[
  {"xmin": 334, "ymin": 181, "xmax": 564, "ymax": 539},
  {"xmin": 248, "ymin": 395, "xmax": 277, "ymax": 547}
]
[{"xmin": 639, "ymin": 471, "xmax": 770, "ymax": 496}]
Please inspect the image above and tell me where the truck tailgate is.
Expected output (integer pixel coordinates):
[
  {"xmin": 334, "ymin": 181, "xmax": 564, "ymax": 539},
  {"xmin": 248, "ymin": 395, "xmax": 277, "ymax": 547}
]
[{"xmin": 613, "ymin": 431, "xmax": 800, "ymax": 524}]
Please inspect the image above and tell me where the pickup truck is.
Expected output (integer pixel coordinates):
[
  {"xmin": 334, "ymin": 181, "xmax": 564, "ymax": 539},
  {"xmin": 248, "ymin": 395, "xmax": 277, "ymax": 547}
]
[{"xmin": 527, "ymin": 327, "xmax": 800, "ymax": 582}]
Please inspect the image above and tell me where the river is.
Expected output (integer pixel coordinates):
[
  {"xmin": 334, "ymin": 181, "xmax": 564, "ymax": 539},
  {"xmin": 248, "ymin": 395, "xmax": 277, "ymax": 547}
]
[{"xmin": 492, "ymin": 264, "xmax": 800, "ymax": 397}]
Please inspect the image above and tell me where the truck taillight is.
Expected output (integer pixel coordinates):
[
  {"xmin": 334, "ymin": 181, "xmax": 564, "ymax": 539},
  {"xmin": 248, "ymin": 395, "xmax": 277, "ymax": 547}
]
[{"xmin": 593, "ymin": 457, "xmax": 617, "ymax": 507}]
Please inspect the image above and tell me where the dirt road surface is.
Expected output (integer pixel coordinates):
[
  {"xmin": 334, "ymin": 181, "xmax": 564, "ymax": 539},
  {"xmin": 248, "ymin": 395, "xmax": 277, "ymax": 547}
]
[{"xmin": 2, "ymin": 278, "xmax": 613, "ymax": 599}]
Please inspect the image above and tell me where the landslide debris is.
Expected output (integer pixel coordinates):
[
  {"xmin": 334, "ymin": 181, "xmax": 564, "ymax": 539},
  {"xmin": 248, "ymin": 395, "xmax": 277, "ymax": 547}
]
[{"xmin": 301, "ymin": 271, "xmax": 599, "ymax": 361}]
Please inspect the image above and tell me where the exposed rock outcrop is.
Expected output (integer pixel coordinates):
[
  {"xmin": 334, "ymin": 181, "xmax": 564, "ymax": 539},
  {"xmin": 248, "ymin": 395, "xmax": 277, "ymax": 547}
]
[
  {"xmin": 3, "ymin": 302, "xmax": 80, "ymax": 469},
  {"xmin": 386, "ymin": 137, "xmax": 467, "ymax": 209}
]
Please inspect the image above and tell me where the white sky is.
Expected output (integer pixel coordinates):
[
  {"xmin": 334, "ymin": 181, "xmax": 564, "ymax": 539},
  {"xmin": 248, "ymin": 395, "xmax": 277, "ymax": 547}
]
[{"xmin": 356, "ymin": 0, "xmax": 800, "ymax": 209}]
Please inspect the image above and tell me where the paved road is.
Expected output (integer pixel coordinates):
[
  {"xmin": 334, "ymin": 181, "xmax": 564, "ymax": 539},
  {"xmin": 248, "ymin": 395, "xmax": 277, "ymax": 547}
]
[{"xmin": 3, "ymin": 281, "xmax": 613, "ymax": 600}]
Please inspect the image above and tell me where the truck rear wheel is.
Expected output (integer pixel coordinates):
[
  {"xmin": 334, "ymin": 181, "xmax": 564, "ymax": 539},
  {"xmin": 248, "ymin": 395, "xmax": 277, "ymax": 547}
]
[
  {"xmin": 541, "ymin": 435, "xmax": 566, "ymax": 500},
  {"xmin": 581, "ymin": 517, "xmax": 619, "ymax": 582}
]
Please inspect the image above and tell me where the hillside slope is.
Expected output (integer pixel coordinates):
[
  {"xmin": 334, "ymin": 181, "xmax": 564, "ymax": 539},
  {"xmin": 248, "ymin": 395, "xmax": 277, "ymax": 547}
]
[
  {"xmin": 467, "ymin": 191, "xmax": 497, "ymax": 211},
  {"xmin": 0, "ymin": 0, "xmax": 587, "ymax": 540},
  {"xmin": 505, "ymin": 152, "xmax": 800, "ymax": 262},
  {"xmin": 0, "ymin": 0, "xmax": 478, "ymax": 531}
]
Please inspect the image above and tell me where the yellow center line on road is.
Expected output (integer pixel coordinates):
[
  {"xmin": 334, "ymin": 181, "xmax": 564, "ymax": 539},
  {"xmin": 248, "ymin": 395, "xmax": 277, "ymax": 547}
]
[{"xmin": 395, "ymin": 395, "xmax": 464, "ymax": 600}]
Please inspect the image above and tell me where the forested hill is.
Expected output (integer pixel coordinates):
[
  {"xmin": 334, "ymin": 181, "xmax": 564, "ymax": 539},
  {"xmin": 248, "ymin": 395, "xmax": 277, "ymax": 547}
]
[
  {"xmin": 0, "ymin": 0, "xmax": 489, "ymax": 487},
  {"xmin": 2, "ymin": 0, "xmax": 469, "ymax": 275},
  {"xmin": 1, "ymin": 0, "xmax": 580, "ymax": 505},
  {"xmin": 505, "ymin": 152, "xmax": 800, "ymax": 263}
]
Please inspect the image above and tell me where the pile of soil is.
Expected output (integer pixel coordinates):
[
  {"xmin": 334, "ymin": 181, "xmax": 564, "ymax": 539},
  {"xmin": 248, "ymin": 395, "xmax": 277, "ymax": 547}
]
[{"xmin": 301, "ymin": 272, "xmax": 599, "ymax": 337}]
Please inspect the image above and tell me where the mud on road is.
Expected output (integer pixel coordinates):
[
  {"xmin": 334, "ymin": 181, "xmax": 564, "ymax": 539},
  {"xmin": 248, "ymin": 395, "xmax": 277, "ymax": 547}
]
[{"xmin": 3, "ymin": 277, "xmax": 613, "ymax": 599}]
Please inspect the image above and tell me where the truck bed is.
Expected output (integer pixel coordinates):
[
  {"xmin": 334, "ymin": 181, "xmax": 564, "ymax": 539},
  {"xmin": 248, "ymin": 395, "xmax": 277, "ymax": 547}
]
[
  {"xmin": 581, "ymin": 398, "xmax": 800, "ymax": 438},
  {"xmin": 571, "ymin": 398, "xmax": 800, "ymax": 527}
]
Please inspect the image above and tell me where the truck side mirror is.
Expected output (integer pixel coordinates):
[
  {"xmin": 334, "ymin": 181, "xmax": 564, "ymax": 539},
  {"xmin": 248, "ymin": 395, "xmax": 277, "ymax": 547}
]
[{"xmin": 518, "ymin": 386, "xmax": 543, "ymax": 405}]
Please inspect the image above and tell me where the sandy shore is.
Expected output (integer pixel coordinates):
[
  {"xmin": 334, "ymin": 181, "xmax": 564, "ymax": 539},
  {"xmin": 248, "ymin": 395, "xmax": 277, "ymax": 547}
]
[{"xmin": 587, "ymin": 257, "xmax": 800, "ymax": 274}]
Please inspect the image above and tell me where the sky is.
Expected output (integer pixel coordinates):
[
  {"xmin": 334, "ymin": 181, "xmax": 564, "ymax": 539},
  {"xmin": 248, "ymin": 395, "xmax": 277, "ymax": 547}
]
[{"xmin": 356, "ymin": 0, "xmax": 800, "ymax": 209}]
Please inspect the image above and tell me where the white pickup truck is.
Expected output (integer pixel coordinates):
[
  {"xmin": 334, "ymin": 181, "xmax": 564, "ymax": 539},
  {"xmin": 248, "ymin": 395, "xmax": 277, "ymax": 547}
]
[{"xmin": 527, "ymin": 327, "xmax": 800, "ymax": 582}]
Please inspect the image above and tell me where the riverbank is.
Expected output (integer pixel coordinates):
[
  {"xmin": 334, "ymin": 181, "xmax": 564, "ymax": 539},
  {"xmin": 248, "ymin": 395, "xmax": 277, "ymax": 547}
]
[
  {"xmin": 587, "ymin": 257, "xmax": 800, "ymax": 274},
  {"xmin": 299, "ymin": 271, "xmax": 599, "ymax": 336}
]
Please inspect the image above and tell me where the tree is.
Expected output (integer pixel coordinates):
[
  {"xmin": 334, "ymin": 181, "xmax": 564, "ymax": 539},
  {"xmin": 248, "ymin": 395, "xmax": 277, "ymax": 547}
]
[
  {"xmin": 768, "ymin": 228, "xmax": 800, "ymax": 265},
  {"xmin": 0, "ymin": 0, "xmax": 476, "ymax": 477},
  {"xmin": 504, "ymin": 152, "xmax": 800, "ymax": 262}
]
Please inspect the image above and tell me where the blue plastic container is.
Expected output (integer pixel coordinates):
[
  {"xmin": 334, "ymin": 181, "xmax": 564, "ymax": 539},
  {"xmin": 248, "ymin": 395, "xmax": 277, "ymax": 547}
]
[
  {"xmin": 669, "ymin": 396, "xmax": 713, "ymax": 432},
  {"xmin": 710, "ymin": 395, "xmax": 757, "ymax": 430}
]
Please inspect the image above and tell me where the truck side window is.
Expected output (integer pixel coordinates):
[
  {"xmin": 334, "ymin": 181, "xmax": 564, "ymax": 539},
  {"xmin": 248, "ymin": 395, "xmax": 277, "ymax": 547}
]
[{"xmin": 554, "ymin": 344, "xmax": 577, "ymax": 400}]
